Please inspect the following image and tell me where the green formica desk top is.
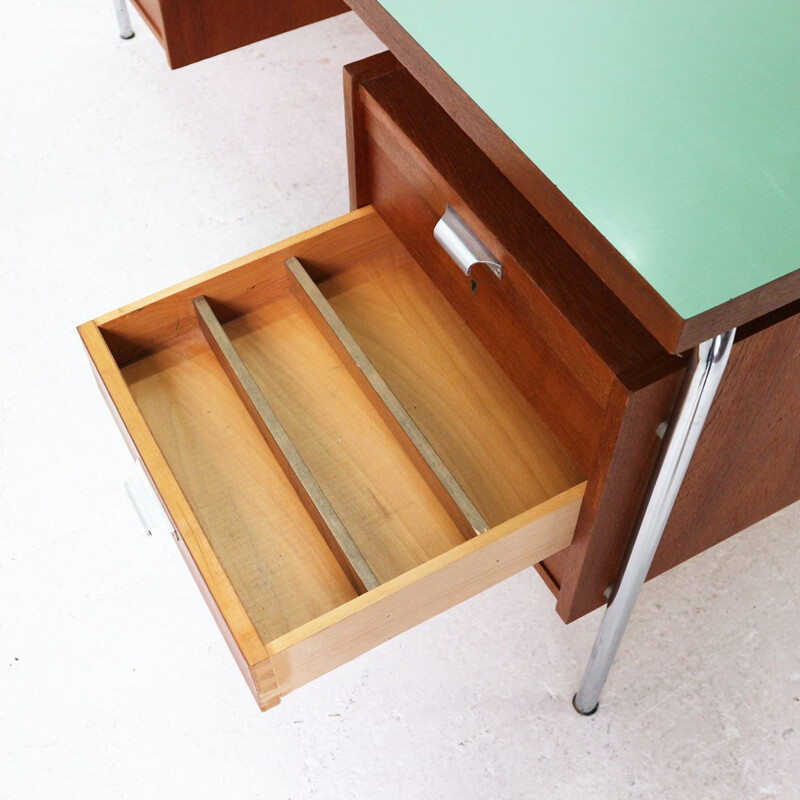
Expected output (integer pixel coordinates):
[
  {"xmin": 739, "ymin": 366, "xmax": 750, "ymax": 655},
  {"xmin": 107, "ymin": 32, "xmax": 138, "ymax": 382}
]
[{"xmin": 376, "ymin": 1, "xmax": 800, "ymax": 320}]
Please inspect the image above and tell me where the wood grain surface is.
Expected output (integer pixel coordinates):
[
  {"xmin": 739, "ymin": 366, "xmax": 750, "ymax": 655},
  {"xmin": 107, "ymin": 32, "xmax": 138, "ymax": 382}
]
[
  {"xmin": 286, "ymin": 256, "xmax": 489, "ymax": 538},
  {"xmin": 225, "ymin": 295, "xmax": 469, "ymax": 584},
  {"xmin": 123, "ymin": 331, "xmax": 360, "ymax": 642},
  {"xmin": 134, "ymin": 0, "xmax": 348, "ymax": 68},
  {"xmin": 267, "ymin": 483, "xmax": 585, "ymax": 696},
  {"xmin": 655, "ymin": 306, "xmax": 800, "ymax": 577},
  {"xmin": 194, "ymin": 295, "xmax": 380, "ymax": 592},
  {"xmin": 316, "ymin": 247, "xmax": 583, "ymax": 526}
]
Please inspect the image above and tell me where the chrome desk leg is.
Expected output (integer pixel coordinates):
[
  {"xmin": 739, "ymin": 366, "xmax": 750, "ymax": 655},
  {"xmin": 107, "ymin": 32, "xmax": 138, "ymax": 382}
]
[
  {"xmin": 573, "ymin": 329, "xmax": 736, "ymax": 715},
  {"xmin": 114, "ymin": 0, "xmax": 135, "ymax": 39}
]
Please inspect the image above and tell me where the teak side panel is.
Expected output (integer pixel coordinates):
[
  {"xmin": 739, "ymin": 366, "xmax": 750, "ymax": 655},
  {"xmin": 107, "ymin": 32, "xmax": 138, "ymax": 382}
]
[
  {"xmin": 141, "ymin": 0, "xmax": 348, "ymax": 68},
  {"xmin": 344, "ymin": 51, "xmax": 404, "ymax": 210},
  {"xmin": 130, "ymin": 0, "xmax": 166, "ymax": 41},
  {"xmin": 655, "ymin": 309, "xmax": 800, "ymax": 577},
  {"xmin": 267, "ymin": 484, "xmax": 584, "ymax": 695},
  {"xmin": 555, "ymin": 371, "xmax": 684, "ymax": 620},
  {"xmin": 557, "ymin": 308, "xmax": 800, "ymax": 618}
]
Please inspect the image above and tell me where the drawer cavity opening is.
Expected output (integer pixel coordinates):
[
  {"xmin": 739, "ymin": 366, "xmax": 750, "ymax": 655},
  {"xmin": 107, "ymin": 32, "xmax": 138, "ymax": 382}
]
[
  {"xmin": 190, "ymin": 253, "xmax": 496, "ymax": 599},
  {"xmin": 193, "ymin": 294, "xmax": 381, "ymax": 592}
]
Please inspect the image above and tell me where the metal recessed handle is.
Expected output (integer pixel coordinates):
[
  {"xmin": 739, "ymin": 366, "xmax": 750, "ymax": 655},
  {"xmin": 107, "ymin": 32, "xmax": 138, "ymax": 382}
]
[
  {"xmin": 433, "ymin": 204, "xmax": 502, "ymax": 279},
  {"xmin": 125, "ymin": 460, "xmax": 177, "ymax": 539}
]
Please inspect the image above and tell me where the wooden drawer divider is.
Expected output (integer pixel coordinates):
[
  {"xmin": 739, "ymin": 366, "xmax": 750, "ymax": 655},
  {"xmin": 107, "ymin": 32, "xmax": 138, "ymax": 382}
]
[
  {"xmin": 192, "ymin": 254, "xmax": 491, "ymax": 598},
  {"xmin": 284, "ymin": 256, "xmax": 487, "ymax": 538},
  {"xmin": 193, "ymin": 294, "xmax": 379, "ymax": 592}
]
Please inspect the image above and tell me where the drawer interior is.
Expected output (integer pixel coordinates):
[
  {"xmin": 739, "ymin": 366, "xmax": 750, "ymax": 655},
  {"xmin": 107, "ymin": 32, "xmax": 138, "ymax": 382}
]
[{"xmin": 87, "ymin": 207, "xmax": 584, "ymax": 703}]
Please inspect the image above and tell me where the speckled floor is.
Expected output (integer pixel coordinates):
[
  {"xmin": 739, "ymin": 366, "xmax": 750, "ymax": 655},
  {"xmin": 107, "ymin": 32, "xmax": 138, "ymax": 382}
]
[{"xmin": 1, "ymin": 5, "xmax": 798, "ymax": 799}]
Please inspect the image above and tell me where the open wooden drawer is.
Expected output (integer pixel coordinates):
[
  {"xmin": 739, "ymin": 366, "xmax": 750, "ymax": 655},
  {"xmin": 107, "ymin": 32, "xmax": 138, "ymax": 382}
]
[{"xmin": 79, "ymin": 207, "xmax": 585, "ymax": 709}]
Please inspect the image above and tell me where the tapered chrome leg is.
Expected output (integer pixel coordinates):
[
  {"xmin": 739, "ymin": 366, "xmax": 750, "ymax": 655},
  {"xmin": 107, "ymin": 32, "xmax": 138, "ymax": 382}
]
[
  {"xmin": 573, "ymin": 329, "xmax": 736, "ymax": 715},
  {"xmin": 114, "ymin": 0, "xmax": 135, "ymax": 39}
]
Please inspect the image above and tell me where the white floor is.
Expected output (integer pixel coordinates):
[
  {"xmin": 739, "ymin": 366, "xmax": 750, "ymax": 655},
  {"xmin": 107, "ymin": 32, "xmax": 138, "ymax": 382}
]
[{"xmin": 1, "ymin": 5, "xmax": 799, "ymax": 799}]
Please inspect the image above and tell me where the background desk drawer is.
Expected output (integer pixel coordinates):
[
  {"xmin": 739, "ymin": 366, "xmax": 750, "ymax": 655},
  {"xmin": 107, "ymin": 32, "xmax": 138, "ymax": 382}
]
[{"xmin": 130, "ymin": 0, "xmax": 348, "ymax": 68}]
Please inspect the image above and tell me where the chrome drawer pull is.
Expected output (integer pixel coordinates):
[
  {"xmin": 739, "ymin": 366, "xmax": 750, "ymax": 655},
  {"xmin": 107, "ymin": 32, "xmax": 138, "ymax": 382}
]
[{"xmin": 433, "ymin": 204, "xmax": 503, "ymax": 279}]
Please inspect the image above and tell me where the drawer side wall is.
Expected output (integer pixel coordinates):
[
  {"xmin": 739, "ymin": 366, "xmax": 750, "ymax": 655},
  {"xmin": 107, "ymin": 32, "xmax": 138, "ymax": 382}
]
[{"xmin": 78, "ymin": 321, "xmax": 273, "ymax": 707}]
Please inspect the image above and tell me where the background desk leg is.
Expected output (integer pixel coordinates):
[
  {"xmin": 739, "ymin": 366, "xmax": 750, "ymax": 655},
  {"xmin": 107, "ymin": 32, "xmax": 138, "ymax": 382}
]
[
  {"xmin": 113, "ymin": 0, "xmax": 135, "ymax": 40},
  {"xmin": 573, "ymin": 329, "xmax": 736, "ymax": 715}
]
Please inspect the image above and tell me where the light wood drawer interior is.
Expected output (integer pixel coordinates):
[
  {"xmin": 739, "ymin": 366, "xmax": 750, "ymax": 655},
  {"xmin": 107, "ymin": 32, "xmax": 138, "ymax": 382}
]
[{"xmin": 80, "ymin": 206, "xmax": 585, "ymax": 709}]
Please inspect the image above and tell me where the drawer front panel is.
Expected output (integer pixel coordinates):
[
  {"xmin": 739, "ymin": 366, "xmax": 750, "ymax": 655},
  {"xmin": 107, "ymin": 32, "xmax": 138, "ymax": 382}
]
[{"xmin": 268, "ymin": 485, "xmax": 583, "ymax": 695}]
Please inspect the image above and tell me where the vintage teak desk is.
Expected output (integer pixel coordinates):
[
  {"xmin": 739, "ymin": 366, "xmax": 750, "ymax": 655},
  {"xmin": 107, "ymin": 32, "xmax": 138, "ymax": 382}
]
[{"xmin": 88, "ymin": 4, "xmax": 800, "ymax": 711}]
